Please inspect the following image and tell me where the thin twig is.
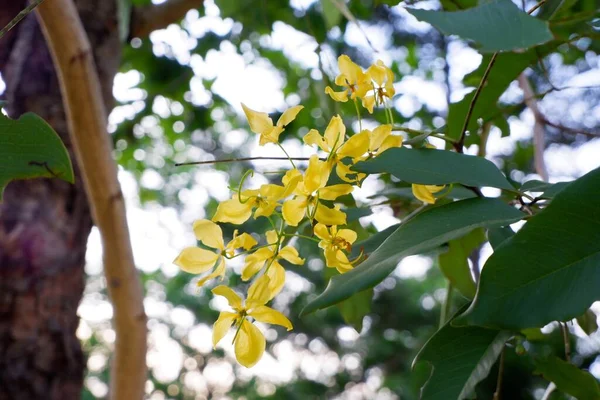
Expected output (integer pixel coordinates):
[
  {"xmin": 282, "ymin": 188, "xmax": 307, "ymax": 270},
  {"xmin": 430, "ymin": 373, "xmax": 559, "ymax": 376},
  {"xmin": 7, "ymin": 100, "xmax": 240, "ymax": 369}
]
[
  {"xmin": 175, "ymin": 156, "xmax": 314, "ymax": 167},
  {"xmin": 456, "ymin": 0, "xmax": 547, "ymax": 152},
  {"xmin": 130, "ymin": 0, "xmax": 204, "ymax": 38},
  {"xmin": 493, "ymin": 347, "xmax": 506, "ymax": 400},
  {"xmin": 518, "ymin": 74, "xmax": 548, "ymax": 180},
  {"xmin": 457, "ymin": 53, "xmax": 498, "ymax": 152},
  {"xmin": 561, "ymin": 322, "xmax": 571, "ymax": 362},
  {"xmin": 0, "ymin": 0, "xmax": 46, "ymax": 40}
]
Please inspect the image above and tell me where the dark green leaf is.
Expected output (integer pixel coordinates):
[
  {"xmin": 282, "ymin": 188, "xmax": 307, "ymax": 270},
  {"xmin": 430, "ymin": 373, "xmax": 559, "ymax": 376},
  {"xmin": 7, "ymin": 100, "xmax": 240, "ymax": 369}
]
[
  {"xmin": 439, "ymin": 229, "xmax": 485, "ymax": 299},
  {"xmin": 447, "ymin": 42, "xmax": 560, "ymax": 141},
  {"xmin": 407, "ymin": 0, "xmax": 553, "ymax": 52},
  {"xmin": 413, "ymin": 312, "xmax": 511, "ymax": 400},
  {"xmin": 354, "ymin": 147, "xmax": 514, "ymax": 190},
  {"xmin": 337, "ymin": 288, "xmax": 373, "ymax": 332},
  {"xmin": 456, "ymin": 167, "xmax": 600, "ymax": 329},
  {"xmin": 535, "ymin": 356, "xmax": 600, "ymax": 400},
  {"xmin": 0, "ymin": 113, "xmax": 74, "ymax": 200},
  {"xmin": 487, "ymin": 226, "xmax": 514, "ymax": 250},
  {"xmin": 301, "ymin": 198, "xmax": 524, "ymax": 315},
  {"xmin": 577, "ymin": 309, "xmax": 598, "ymax": 336},
  {"xmin": 520, "ymin": 180, "xmax": 571, "ymax": 199}
]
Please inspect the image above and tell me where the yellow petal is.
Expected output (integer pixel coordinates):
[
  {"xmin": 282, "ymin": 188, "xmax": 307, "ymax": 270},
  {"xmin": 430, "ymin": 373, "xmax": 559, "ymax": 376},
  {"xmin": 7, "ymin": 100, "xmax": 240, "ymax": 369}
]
[
  {"xmin": 426, "ymin": 185, "xmax": 445, "ymax": 193},
  {"xmin": 235, "ymin": 319, "xmax": 265, "ymax": 368},
  {"xmin": 250, "ymin": 305, "xmax": 293, "ymax": 331},
  {"xmin": 337, "ymin": 228, "xmax": 357, "ymax": 244},
  {"xmin": 265, "ymin": 261, "xmax": 285, "ymax": 299},
  {"xmin": 212, "ymin": 285, "xmax": 244, "ymax": 310},
  {"xmin": 193, "ymin": 219, "xmax": 225, "ymax": 250},
  {"xmin": 212, "ymin": 198, "xmax": 254, "ymax": 225},
  {"xmin": 314, "ymin": 203, "xmax": 347, "ymax": 226},
  {"xmin": 254, "ymin": 201, "xmax": 278, "ymax": 219},
  {"xmin": 324, "ymin": 115, "xmax": 345, "ymax": 152},
  {"xmin": 303, "ymin": 129, "xmax": 330, "ymax": 152},
  {"xmin": 246, "ymin": 274, "xmax": 272, "ymax": 309},
  {"xmin": 366, "ymin": 61, "xmax": 387, "ymax": 86},
  {"xmin": 241, "ymin": 103, "xmax": 273, "ymax": 135},
  {"xmin": 361, "ymin": 94, "xmax": 375, "ymax": 114},
  {"xmin": 259, "ymin": 125, "xmax": 284, "ymax": 145},
  {"xmin": 378, "ymin": 134, "xmax": 403, "ymax": 155},
  {"xmin": 325, "ymin": 86, "xmax": 348, "ymax": 102},
  {"xmin": 338, "ymin": 130, "xmax": 369, "ymax": 159},
  {"xmin": 282, "ymin": 197, "xmax": 307, "ymax": 227},
  {"xmin": 242, "ymin": 247, "xmax": 273, "ymax": 281},
  {"xmin": 279, "ymin": 246, "xmax": 304, "ymax": 265},
  {"xmin": 276, "ymin": 105, "xmax": 304, "ymax": 127},
  {"xmin": 174, "ymin": 247, "xmax": 219, "ymax": 274},
  {"xmin": 412, "ymin": 184, "xmax": 438, "ymax": 204},
  {"xmin": 229, "ymin": 232, "xmax": 258, "ymax": 252},
  {"xmin": 313, "ymin": 223, "xmax": 331, "ymax": 241},
  {"xmin": 337, "ymin": 55, "xmax": 364, "ymax": 88},
  {"xmin": 336, "ymin": 162, "xmax": 365, "ymax": 184},
  {"xmin": 197, "ymin": 257, "xmax": 226, "ymax": 287},
  {"xmin": 265, "ymin": 230, "xmax": 279, "ymax": 247},
  {"xmin": 304, "ymin": 155, "xmax": 330, "ymax": 194},
  {"xmin": 319, "ymin": 184, "xmax": 353, "ymax": 201},
  {"xmin": 369, "ymin": 125, "xmax": 392, "ymax": 151},
  {"xmin": 212, "ymin": 311, "xmax": 237, "ymax": 348}
]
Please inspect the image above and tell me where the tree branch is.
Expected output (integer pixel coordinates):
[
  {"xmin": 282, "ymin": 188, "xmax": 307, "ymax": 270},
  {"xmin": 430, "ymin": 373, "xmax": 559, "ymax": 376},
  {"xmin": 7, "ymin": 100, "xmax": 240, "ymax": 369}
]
[
  {"xmin": 130, "ymin": 0, "xmax": 204, "ymax": 38},
  {"xmin": 518, "ymin": 74, "xmax": 548, "ymax": 181},
  {"xmin": 36, "ymin": 2, "xmax": 146, "ymax": 400}
]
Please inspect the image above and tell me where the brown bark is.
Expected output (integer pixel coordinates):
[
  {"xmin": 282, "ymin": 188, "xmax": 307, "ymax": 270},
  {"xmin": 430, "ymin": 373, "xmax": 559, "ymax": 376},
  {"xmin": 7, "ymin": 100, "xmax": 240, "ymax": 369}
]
[{"xmin": 0, "ymin": 1, "xmax": 121, "ymax": 398}]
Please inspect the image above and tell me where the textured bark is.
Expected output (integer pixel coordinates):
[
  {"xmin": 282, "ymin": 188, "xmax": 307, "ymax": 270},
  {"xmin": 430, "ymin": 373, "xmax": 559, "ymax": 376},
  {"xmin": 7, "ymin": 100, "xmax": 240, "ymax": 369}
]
[{"xmin": 0, "ymin": 1, "xmax": 120, "ymax": 398}]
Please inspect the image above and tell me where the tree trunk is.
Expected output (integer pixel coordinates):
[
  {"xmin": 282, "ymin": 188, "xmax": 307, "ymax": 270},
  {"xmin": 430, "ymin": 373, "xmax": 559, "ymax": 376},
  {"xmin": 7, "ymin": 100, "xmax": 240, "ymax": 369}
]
[{"xmin": 0, "ymin": 1, "xmax": 120, "ymax": 398}]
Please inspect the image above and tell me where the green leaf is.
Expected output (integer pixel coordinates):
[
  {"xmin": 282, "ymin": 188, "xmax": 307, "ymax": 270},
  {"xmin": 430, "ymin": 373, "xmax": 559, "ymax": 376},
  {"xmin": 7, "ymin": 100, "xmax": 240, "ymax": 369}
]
[
  {"xmin": 456, "ymin": 167, "xmax": 600, "ymax": 329},
  {"xmin": 438, "ymin": 229, "xmax": 485, "ymax": 299},
  {"xmin": 407, "ymin": 0, "xmax": 553, "ymax": 52},
  {"xmin": 447, "ymin": 42, "xmax": 560, "ymax": 141},
  {"xmin": 534, "ymin": 356, "xmax": 600, "ymax": 400},
  {"xmin": 576, "ymin": 309, "xmax": 598, "ymax": 336},
  {"xmin": 354, "ymin": 147, "xmax": 514, "ymax": 190},
  {"xmin": 320, "ymin": 0, "xmax": 342, "ymax": 29},
  {"xmin": 337, "ymin": 288, "xmax": 373, "ymax": 332},
  {"xmin": 487, "ymin": 226, "xmax": 514, "ymax": 250},
  {"xmin": 0, "ymin": 113, "xmax": 74, "ymax": 200},
  {"xmin": 520, "ymin": 180, "xmax": 571, "ymax": 199},
  {"xmin": 413, "ymin": 312, "xmax": 511, "ymax": 400},
  {"xmin": 300, "ymin": 198, "xmax": 524, "ymax": 315}
]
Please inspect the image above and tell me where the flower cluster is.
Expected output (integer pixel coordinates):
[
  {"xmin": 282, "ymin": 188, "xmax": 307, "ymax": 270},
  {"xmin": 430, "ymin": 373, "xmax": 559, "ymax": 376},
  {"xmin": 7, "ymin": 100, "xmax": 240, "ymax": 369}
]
[{"xmin": 175, "ymin": 55, "xmax": 444, "ymax": 368}]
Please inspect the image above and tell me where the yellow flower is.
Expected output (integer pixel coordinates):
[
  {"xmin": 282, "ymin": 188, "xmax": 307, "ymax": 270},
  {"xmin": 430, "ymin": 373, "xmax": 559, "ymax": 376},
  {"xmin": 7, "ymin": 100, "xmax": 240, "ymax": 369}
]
[
  {"xmin": 314, "ymin": 223, "xmax": 357, "ymax": 273},
  {"xmin": 412, "ymin": 184, "xmax": 445, "ymax": 204},
  {"xmin": 212, "ymin": 275, "xmax": 293, "ymax": 368},
  {"xmin": 282, "ymin": 155, "xmax": 353, "ymax": 226},
  {"xmin": 174, "ymin": 220, "xmax": 257, "ymax": 286},
  {"xmin": 354, "ymin": 124, "xmax": 403, "ymax": 162},
  {"xmin": 241, "ymin": 103, "xmax": 303, "ymax": 145},
  {"xmin": 242, "ymin": 230, "xmax": 304, "ymax": 297},
  {"xmin": 362, "ymin": 60, "xmax": 395, "ymax": 113},
  {"xmin": 325, "ymin": 55, "xmax": 371, "ymax": 103},
  {"xmin": 303, "ymin": 115, "xmax": 369, "ymax": 183},
  {"xmin": 213, "ymin": 170, "xmax": 302, "ymax": 225}
]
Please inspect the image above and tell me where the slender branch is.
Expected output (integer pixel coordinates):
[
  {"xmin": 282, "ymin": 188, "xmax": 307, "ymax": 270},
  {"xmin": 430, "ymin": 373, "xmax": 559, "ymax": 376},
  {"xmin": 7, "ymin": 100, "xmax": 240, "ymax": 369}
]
[
  {"xmin": 518, "ymin": 74, "xmax": 548, "ymax": 181},
  {"xmin": 439, "ymin": 282, "xmax": 453, "ymax": 327},
  {"xmin": 541, "ymin": 117, "xmax": 600, "ymax": 138},
  {"xmin": 36, "ymin": 3, "xmax": 146, "ymax": 400},
  {"xmin": 456, "ymin": 0, "xmax": 547, "ymax": 152},
  {"xmin": 493, "ymin": 347, "xmax": 506, "ymax": 400},
  {"xmin": 541, "ymin": 383, "xmax": 557, "ymax": 400},
  {"xmin": 457, "ymin": 52, "xmax": 498, "ymax": 152},
  {"xmin": 130, "ymin": 0, "xmax": 204, "ymax": 38},
  {"xmin": 561, "ymin": 322, "xmax": 571, "ymax": 362},
  {"xmin": 0, "ymin": 0, "xmax": 46, "ymax": 40},
  {"xmin": 175, "ymin": 156, "xmax": 314, "ymax": 167}
]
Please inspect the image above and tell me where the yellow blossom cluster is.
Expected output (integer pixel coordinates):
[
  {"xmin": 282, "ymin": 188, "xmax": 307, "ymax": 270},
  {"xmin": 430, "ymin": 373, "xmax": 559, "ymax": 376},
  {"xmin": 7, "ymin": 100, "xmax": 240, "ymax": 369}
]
[{"xmin": 174, "ymin": 55, "xmax": 444, "ymax": 368}]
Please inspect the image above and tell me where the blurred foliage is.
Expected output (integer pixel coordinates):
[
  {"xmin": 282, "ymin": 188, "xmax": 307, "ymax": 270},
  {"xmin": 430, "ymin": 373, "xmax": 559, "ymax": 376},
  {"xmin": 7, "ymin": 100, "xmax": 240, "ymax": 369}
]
[{"xmin": 80, "ymin": 0, "xmax": 600, "ymax": 398}]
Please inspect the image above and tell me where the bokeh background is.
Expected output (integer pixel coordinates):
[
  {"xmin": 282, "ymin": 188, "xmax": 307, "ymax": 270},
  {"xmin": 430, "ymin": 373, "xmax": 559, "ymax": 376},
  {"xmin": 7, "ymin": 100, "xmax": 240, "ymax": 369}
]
[{"xmin": 6, "ymin": 0, "xmax": 597, "ymax": 398}]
